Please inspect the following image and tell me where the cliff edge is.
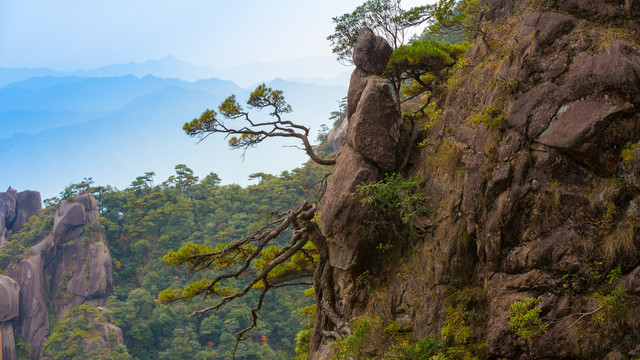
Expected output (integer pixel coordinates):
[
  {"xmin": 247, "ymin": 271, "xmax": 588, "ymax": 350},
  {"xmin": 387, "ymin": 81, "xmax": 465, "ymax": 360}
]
[{"xmin": 313, "ymin": 0, "xmax": 640, "ymax": 358}]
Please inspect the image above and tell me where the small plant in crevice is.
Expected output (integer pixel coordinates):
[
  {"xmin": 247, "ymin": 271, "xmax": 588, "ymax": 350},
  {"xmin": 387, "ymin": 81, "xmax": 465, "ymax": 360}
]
[
  {"xmin": 331, "ymin": 317, "xmax": 373, "ymax": 360},
  {"xmin": 471, "ymin": 105, "xmax": 506, "ymax": 129},
  {"xmin": 589, "ymin": 202, "xmax": 617, "ymax": 236},
  {"xmin": 508, "ymin": 296, "xmax": 549, "ymax": 339},
  {"xmin": 621, "ymin": 141, "xmax": 638, "ymax": 163},
  {"xmin": 357, "ymin": 173, "xmax": 428, "ymax": 226},
  {"xmin": 417, "ymin": 99, "xmax": 443, "ymax": 147},
  {"xmin": 356, "ymin": 173, "xmax": 428, "ymax": 251},
  {"xmin": 593, "ymin": 285, "xmax": 629, "ymax": 326}
]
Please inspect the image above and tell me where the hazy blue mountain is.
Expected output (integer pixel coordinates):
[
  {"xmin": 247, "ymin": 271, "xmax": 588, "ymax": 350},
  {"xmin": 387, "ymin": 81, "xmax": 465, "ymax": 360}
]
[
  {"xmin": 0, "ymin": 74, "xmax": 346, "ymax": 198},
  {"xmin": 0, "ymin": 110, "xmax": 108, "ymax": 138},
  {"xmin": 0, "ymin": 56, "xmax": 349, "ymax": 89},
  {"xmin": 0, "ymin": 75, "xmax": 190, "ymax": 112},
  {"xmin": 0, "ymin": 67, "xmax": 63, "ymax": 87},
  {"xmin": 286, "ymin": 71, "xmax": 352, "ymax": 87},
  {"xmin": 70, "ymin": 55, "xmax": 218, "ymax": 81},
  {"xmin": 212, "ymin": 56, "xmax": 350, "ymax": 87}
]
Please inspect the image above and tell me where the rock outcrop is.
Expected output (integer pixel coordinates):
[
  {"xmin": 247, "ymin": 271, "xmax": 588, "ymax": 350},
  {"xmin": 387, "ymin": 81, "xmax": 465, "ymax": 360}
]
[
  {"xmin": 313, "ymin": 1, "xmax": 640, "ymax": 359},
  {"xmin": 0, "ymin": 275, "xmax": 20, "ymax": 360},
  {"xmin": 0, "ymin": 191, "xmax": 121, "ymax": 359},
  {"xmin": 47, "ymin": 194, "xmax": 113, "ymax": 318},
  {"xmin": 320, "ymin": 28, "xmax": 400, "ymax": 272},
  {"xmin": 0, "ymin": 189, "xmax": 41, "ymax": 245},
  {"xmin": 313, "ymin": 28, "xmax": 400, "ymax": 359}
]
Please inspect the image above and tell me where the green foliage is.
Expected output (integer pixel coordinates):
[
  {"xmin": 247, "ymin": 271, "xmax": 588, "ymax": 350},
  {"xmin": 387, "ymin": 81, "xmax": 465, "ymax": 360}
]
[
  {"xmin": 441, "ymin": 306, "xmax": 472, "ymax": 345},
  {"xmin": 417, "ymin": 99, "xmax": 443, "ymax": 146},
  {"xmin": 357, "ymin": 173, "xmax": 428, "ymax": 225},
  {"xmin": 621, "ymin": 141, "xmax": 638, "ymax": 163},
  {"xmin": 508, "ymin": 297, "xmax": 549, "ymax": 339},
  {"xmin": 331, "ymin": 318, "xmax": 373, "ymax": 360},
  {"xmin": 396, "ymin": 336, "xmax": 444, "ymax": 359},
  {"xmin": 384, "ymin": 38, "xmax": 468, "ymax": 107},
  {"xmin": 184, "ymin": 84, "xmax": 292, "ymax": 151},
  {"xmin": 471, "ymin": 105, "xmax": 506, "ymax": 129},
  {"xmin": 93, "ymin": 161, "xmax": 326, "ymax": 359},
  {"xmin": 327, "ymin": 0, "xmax": 435, "ymax": 64},
  {"xmin": 0, "ymin": 214, "xmax": 53, "ymax": 270},
  {"xmin": 14, "ymin": 333, "xmax": 33, "ymax": 359},
  {"xmin": 430, "ymin": 0, "xmax": 486, "ymax": 42},
  {"xmin": 386, "ymin": 39, "xmax": 468, "ymax": 81},
  {"xmin": 594, "ymin": 285, "xmax": 629, "ymax": 325},
  {"xmin": 330, "ymin": 315, "xmax": 478, "ymax": 360},
  {"xmin": 42, "ymin": 304, "xmax": 133, "ymax": 360},
  {"xmin": 60, "ymin": 177, "xmax": 98, "ymax": 200}
]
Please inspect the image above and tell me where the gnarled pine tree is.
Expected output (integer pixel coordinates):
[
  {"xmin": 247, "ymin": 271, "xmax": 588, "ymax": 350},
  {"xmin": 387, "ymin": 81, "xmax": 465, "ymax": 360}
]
[{"xmin": 159, "ymin": 84, "xmax": 344, "ymax": 357}]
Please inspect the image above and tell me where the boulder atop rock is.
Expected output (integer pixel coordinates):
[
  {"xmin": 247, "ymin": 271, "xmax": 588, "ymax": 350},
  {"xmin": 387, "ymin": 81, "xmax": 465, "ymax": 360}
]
[
  {"xmin": 75, "ymin": 193, "xmax": 99, "ymax": 223},
  {"xmin": 353, "ymin": 27, "xmax": 393, "ymax": 75},
  {"xmin": 347, "ymin": 76, "xmax": 400, "ymax": 171},
  {"xmin": 0, "ymin": 275, "xmax": 20, "ymax": 321},
  {"xmin": 53, "ymin": 200, "xmax": 86, "ymax": 240}
]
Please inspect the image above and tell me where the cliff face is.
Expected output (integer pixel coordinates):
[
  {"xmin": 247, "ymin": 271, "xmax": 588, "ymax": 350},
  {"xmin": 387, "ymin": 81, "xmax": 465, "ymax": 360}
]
[
  {"xmin": 0, "ymin": 191, "xmax": 122, "ymax": 359},
  {"xmin": 314, "ymin": 1, "xmax": 640, "ymax": 359}
]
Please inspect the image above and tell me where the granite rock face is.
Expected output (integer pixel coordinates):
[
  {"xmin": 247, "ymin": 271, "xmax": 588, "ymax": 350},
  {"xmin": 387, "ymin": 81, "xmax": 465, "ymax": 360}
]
[
  {"xmin": 47, "ymin": 194, "xmax": 114, "ymax": 319},
  {"xmin": 320, "ymin": 28, "xmax": 400, "ymax": 273},
  {"xmin": 312, "ymin": 1, "xmax": 640, "ymax": 359},
  {"xmin": 2, "ymin": 192, "xmax": 121, "ymax": 359},
  {"xmin": 7, "ymin": 235, "xmax": 53, "ymax": 358},
  {"xmin": 0, "ymin": 189, "xmax": 41, "ymax": 245},
  {"xmin": 1, "ymin": 322, "xmax": 17, "ymax": 360},
  {"xmin": 314, "ymin": 26, "xmax": 400, "ymax": 360},
  {"xmin": 0, "ymin": 275, "xmax": 20, "ymax": 360},
  {"xmin": 0, "ymin": 275, "xmax": 20, "ymax": 322}
]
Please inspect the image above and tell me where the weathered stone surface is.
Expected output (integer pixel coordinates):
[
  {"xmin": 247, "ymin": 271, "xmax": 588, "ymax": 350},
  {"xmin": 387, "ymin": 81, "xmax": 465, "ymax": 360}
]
[
  {"xmin": 0, "ymin": 189, "xmax": 41, "ymax": 245},
  {"xmin": 327, "ymin": 117, "xmax": 348, "ymax": 152},
  {"xmin": 312, "ymin": 1, "xmax": 640, "ymax": 359},
  {"xmin": 0, "ymin": 191, "xmax": 17, "ymax": 245},
  {"xmin": 347, "ymin": 77, "xmax": 400, "ymax": 171},
  {"xmin": 75, "ymin": 193, "xmax": 99, "ymax": 224},
  {"xmin": 48, "ymin": 194, "xmax": 114, "ymax": 319},
  {"xmin": 347, "ymin": 68, "xmax": 370, "ymax": 118},
  {"xmin": 0, "ymin": 275, "xmax": 20, "ymax": 321},
  {"xmin": 516, "ymin": 11, "xmax": 574, "ymax": 52},
  {"xmin": 320, "ymin": 144, "xmax": 380, "ymax": 270},
  {"xmin": 3, "ymin": 192, "xmax": 118, "ymax": 357},
  {"xmin": 538, "ymin": 100, "xmax": 627, "ymax": 149},
  {"xmin": 11, "ymin": 191, "xmax": 41, "ymax": 234},
  {"xmin": 566, "ymin": 41, "xmax": 640, "ymax": 101},
  {"xmin": 507, "ymin": 82, "xmax": 562, "ymax": 138},
  {"xmin": 1, "ymin": 322, "xmax": 17, "ymax": 360},
  {"xmin": 7, "ymin": 235, "xmax": 54, "ymax": 359},
  {"xmin": 53, "ymin": 201, "xmax": 85, "ymax": 240},
  {"xmin": 352, "ymin": 27, "xmax": 392, "ymax": 75}
]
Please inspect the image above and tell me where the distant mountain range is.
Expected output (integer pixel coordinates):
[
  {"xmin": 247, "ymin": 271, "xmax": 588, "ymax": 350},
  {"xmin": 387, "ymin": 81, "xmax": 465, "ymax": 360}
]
[
  {"xmin": 0, "ymin": 55, "xmax": 352, "ymax": 88},
  {"xmin": 0, "ymin": 57, "xmax": 348, "ymax": 199}
]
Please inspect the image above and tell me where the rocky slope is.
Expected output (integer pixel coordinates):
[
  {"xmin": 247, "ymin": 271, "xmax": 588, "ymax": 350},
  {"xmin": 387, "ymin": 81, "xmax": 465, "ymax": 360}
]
[
  {"xmin": 0, "ymin": 190, "xmax": 123, "ymax": 359},
  {"xmin": 313, "ymin": 1, "xmax": 640, "ymax": 359}
]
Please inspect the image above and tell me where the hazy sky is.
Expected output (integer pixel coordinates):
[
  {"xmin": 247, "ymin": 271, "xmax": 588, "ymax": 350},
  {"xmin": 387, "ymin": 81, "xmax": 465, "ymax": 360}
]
[{"xmin": 0, "ymin": 0, "xmax": 433, "ymax": 71}]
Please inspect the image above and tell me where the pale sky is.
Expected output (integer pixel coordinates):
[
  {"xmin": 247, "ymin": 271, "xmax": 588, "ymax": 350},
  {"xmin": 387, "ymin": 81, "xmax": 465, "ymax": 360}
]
[{"xmin": 0, "ymin": 0, "xmax": 434, "ymax": 71}]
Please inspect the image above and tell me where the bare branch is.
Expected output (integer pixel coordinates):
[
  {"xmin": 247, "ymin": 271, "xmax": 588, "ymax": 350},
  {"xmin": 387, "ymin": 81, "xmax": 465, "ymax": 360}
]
[{"xmin": 184, "ymin": 84, "xmax": 336, "ymax": 166}]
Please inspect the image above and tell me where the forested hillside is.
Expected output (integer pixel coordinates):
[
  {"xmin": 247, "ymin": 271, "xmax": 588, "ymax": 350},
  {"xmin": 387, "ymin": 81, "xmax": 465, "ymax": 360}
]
[
  {"xmin": 0, "ymin": 155, "xmax": 332, "ymax": 359},
  {"xmin": 97, "ymin": 161, "xmax": 329, "ymax": 359}
]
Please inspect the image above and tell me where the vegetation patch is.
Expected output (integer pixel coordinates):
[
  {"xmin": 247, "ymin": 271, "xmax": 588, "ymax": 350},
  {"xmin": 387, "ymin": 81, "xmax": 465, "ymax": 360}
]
[
  {"xmin": 508, "ymin": 296, "xmax": 548, "ymax": 339},
  {"xmin": 471, "ymin": 105, "xmax": 506, "ymax": 129}
]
